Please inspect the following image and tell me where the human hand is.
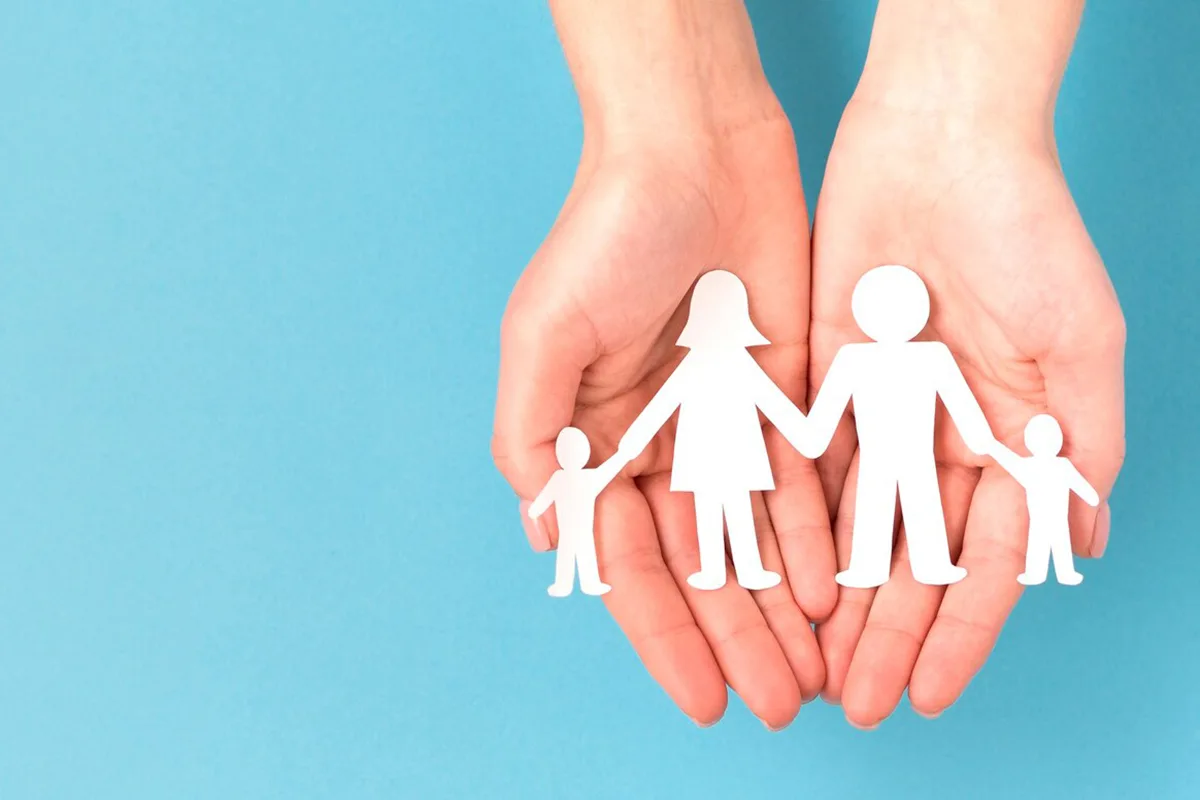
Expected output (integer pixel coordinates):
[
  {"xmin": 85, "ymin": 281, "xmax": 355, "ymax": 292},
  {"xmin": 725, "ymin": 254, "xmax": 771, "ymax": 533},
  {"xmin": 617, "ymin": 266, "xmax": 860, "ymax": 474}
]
[
  {"xmin": 494, "ymin": 0, "xmax": 835, "ymax": 729},
  {"xmin": 809, "ymin": 0, "xmax": 1124, "ymax": 728}
]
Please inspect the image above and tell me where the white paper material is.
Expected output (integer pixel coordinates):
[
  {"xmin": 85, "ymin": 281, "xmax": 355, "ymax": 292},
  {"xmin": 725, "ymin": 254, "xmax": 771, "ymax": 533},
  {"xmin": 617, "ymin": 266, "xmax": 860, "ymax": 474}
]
[
  {"xmin": 529, "ymin": 427, "xmax": 622, "ymax": 596},
  {"xmin": 530, "ymin": 266, "xmax": 1098, "ymax": 596},
  {"xmin": 989, "ymin": 414, "xmax": 1099, "ymax": 585},
  {"xmin": 805, "ymin": 265, "xmax": 993, "ymax": 587},
  {"xmin": 618, "ymin": 270, "xmax": 808, "ymax": 590}
]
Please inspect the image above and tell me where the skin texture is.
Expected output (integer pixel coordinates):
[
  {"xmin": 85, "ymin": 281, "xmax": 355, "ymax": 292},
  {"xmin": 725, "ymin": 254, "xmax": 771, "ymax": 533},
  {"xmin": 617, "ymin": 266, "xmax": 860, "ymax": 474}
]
[
  {"xmin": 811, "ymin": 0, "xmax": 1125, "ymax": 727},
  {"xmin": 493, "ymin": 0, "xmax": 836, "ymax": 729},
  {"xmin": 494, "ymin": 0, "xmax": 1126, "ymax": 729}
]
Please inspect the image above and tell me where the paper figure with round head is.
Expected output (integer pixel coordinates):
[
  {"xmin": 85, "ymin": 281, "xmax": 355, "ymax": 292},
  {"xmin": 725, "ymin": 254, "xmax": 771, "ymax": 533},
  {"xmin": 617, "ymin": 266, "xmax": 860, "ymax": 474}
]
[
  {"xmin": 988, "ymin": 414, "xmax": 1099, "ymax": 586},
  {"xmin": 616, "ymin": 270, "xmax": 810, "ymax": 591},
  {"xmin": 528, "ymin": 427, "xmax": 627, "ymax": 597},
  {"xmin": 803, "ymin": 264, "xmax": 998, "ymax": 587}
]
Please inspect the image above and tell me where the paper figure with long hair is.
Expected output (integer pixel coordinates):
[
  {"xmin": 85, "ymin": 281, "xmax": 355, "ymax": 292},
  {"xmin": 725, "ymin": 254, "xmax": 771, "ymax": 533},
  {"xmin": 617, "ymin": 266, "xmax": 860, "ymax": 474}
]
[{"xmin": 616, "ymin": 270, "xmax": 809, "ymax": 591}]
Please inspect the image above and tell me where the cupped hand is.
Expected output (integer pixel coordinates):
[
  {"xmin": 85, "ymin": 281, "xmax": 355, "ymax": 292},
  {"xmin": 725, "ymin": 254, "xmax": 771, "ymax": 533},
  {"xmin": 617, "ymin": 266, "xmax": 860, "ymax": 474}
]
[
  {"xmin": 493, "ymin": 109, "xmax": 837, "ymax": 729},
  {"xmin": 809, "ymin": 99, "xmax": 1125, "ymax": 727}
]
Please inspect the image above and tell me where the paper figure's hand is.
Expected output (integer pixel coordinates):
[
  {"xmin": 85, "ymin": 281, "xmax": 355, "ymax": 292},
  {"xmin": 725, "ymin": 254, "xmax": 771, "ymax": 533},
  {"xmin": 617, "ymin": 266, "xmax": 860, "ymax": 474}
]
[
  {"xmin": 962, "ymin": 431, "xmax": 999, "ymax": 459},
  {"xmin": 615, "ymin": 438, "xmax": 642, "ymax": 466},
  {"xmin": 592, "ymin": 452, "xmax": 630, "ymax": 491},
  {"xmin": 773, "ymin": 411, "xmax": 821, "ymax": 461},
  {"xmin": 809, "ymin": 3, "xmax": 1125, "ymax": 729},
  {"xmin": 985, "ymin": 440, "xmax": 1027, "ymax": 484},
  {"xmin": 779, "ymin": 422, "xmax": 818, "ymax": 461},
  {"xmin": 492, "ymin": 0, "xmax": 834, "ymax": 731},
  {"xmin": 982, "ymin": 438, "xmax": 1007, "ymax": 459},
  {"xmin": 527, "ymin": 472, "xmax": 559, "ymax": 520}
]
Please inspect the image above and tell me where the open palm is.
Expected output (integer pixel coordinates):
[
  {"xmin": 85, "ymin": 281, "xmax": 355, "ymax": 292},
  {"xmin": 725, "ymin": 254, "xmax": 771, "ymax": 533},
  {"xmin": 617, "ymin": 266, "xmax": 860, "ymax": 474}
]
[
  {"xmin": 494, "ymin": 116, "xmax": 836, "ymax": 728},
  {"xmin": 810, "ymin": 101, "xmax": 1126, "ymax": 727}
]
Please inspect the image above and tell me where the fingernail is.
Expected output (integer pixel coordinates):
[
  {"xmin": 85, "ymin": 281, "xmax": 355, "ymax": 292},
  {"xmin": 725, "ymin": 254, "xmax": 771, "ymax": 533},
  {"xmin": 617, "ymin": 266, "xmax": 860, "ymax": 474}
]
[
  {"xmin": 520, "ymin": 500, "xmax": 551, "ymax": 552},
  {"xmin": 1089, "ymin": 502, "xmax": 1111, "ymax": 558},
  {"xmin": 915, "ymin": 709, "xmax": 942, "ymax": 720},
  {"xmin": 689, "ymin": 716, "xmax": 716, "ymax": 729},
  {"xmin": 847, "ymin": 718, "xmax": 879, "ymax": 731},
  {"xmin": 764, "ymin": 722, "xmax": 788, "ymax": 733}
]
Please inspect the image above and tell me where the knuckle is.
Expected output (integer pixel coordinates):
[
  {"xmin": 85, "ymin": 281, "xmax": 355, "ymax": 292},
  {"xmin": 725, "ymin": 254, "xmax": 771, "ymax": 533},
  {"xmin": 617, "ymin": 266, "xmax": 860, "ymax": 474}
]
[
  {"xmin": 714, "ymin": 616, "xmax": 770, "ymax": 651},
  {"xmin": 659, "ymin": 537, "xmax": 702, "ymax": 572},
  {"xmin": 489, "ymin": 429, "xmax": 524, "ymax": 489}
]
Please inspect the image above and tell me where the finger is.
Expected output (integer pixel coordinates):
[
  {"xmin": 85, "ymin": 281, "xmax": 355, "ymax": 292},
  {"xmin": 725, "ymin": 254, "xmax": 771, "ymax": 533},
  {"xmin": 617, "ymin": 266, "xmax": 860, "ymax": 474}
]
[
  {"xmin": 763, "ymin": 427, "xmax": 838, "ymax": 622},
  {"xmin": 492, "ymin": 231, "xmax": 598, "ymax": 501},
  {"xmin": 815, "ymin": 417, "xmax": 858, "ymax": 519},
  {"xmin": 1025, "ymin": 223, "xmax": 1125, "ymax": 557},
  {"xmin": 595, "ymin": 477, "xmax": 727, "ymax": 726},
  {"xmin": 733, "ymin": 193, "xmax": 838, "ymax": 624},
  {"xmin": 808, "ymin": 217, "xmax": 870, "ymax": 515},
  {"xmin": 642, "ymin": 474, "xmax": 801, "ymax": 730},
  {"xmin": 840, "ymin": 464, "xmax": 977, "ymax": 728},
  {"xmin": 523, "ymin": 507, "xmax": 560, "ymax": 554},
  {"xmin": 908, "ymin": 466, "xmax": 1027, "ymax": 716},
  {"xmin": 494, "ymin": 170, "xmax": 700, "ymax": 499},
  {"xmin": 815, "ymin": 449, "xmax": 883, "ymax": 706},
  {"xmin": 808, "ymin": 321, "xmax": 859, "ymax": 515},
  {"xmin": 1042, "ymin": 310, "xmax": 1125, "ymax": 557},
  {"xmin": 751, "ymin": 492, "xmax": 826, "ymax": 704}
]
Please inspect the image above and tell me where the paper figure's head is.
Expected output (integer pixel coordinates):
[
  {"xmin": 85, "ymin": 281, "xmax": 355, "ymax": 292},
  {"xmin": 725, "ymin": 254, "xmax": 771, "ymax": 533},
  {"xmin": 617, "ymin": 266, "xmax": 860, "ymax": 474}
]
[
  {"xmin": 851, "ymin": 265, "xmax": 930, "ymax": 343},
  {"xmin": 1024, "ymin": 414, "xmax": 1064, "ymax": 456},
  {"xmin": 555, "ymin": 426, "xmax": 591, "ymax": 469},
  {"xmin": 676, "ymin": 269, "xmax": 769, "ymax": 349}
]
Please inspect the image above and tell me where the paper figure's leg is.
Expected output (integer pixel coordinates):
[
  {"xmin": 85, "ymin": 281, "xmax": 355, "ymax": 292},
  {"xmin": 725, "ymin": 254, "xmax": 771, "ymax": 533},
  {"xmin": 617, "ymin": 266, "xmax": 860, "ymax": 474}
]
[
  {"xmin": 1017, "ymin": 525, "xmax": 1050, "ymax": 586},
  {"xmin": 576, "ymin": 525, "xmax": 611, "ymax": 596},
  {"xmin": 898, "ymin": 465, "xmax": 967, "ymax": 585},
  {"xmin": 1049, "ymin": 524, "xmax": 1083, "ymax": 586},
  {"xmin": 724, "ymin": 491, "xmax": 781, "ymax": 590},
  {"xmin": 547, "ymin": 521, "xmax": 576, "ymax": 597},
  {"xmin": 687, "ymin": 492, "xmax": 728, "ymax": 591},
  {"xmin": 837, "ymin": 458, "xmax": 897, "ymax": 588}
]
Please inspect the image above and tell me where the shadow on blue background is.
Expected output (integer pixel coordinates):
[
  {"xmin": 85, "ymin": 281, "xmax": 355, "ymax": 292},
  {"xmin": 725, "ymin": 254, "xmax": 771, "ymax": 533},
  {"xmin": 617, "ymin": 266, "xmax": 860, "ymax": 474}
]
[{"xmin": 0, "ymin": 1, "xmax": 1194, "ymax": 797}]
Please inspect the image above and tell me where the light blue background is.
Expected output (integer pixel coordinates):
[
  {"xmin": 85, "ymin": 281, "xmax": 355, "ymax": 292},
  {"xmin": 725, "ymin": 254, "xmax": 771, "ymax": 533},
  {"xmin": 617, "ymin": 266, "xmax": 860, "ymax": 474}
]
[{"xmin": 0, "ymin": 1, "xmax": 1194, "ymax": 797}]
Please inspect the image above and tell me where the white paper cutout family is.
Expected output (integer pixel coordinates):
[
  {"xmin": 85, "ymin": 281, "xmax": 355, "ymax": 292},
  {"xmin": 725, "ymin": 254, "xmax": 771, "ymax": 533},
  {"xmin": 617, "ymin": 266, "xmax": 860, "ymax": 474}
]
[{"xmin": 529, "ymin": 266, "xmax": 1099, "ymax": 597}]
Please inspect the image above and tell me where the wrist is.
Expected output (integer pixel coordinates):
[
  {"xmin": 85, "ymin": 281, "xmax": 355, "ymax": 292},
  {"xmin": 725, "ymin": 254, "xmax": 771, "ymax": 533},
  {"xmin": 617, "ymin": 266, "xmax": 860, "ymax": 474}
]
[
  {"xmin": 852, "ymin": 0, "xmax": 1083, "ymax": 145},
  {"xmin": 551, "ymin": 0, "xmax": 782, "ymax": 159}
]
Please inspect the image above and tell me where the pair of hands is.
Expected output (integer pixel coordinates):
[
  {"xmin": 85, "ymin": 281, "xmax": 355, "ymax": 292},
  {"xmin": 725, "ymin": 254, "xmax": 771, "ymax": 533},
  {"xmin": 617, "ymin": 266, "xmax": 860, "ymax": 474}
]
[{"xmin": 493, "ymin": 2, "xmax": 1124, "ymax": 730}]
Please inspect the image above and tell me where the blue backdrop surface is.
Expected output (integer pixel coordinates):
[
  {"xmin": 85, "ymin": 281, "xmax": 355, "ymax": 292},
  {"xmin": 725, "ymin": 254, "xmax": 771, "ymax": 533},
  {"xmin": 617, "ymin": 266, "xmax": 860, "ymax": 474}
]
[{"xmin": 0, "ymin": 1, "xmax": 1195, "ymax": 797}]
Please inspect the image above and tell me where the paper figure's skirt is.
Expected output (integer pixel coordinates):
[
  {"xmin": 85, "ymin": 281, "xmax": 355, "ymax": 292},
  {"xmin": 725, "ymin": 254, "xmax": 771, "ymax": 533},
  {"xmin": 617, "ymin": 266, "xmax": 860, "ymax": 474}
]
[
  {"xmin": 668, "ymin": 465, "xmax": 775, "ymax": 494},
  {"xmin": 669, "ymin": 432, "xmax": 775, "ymax": 493},
  {"xmin": 669, "ymin": 363, "xmax": 777, "ymax": 493}
]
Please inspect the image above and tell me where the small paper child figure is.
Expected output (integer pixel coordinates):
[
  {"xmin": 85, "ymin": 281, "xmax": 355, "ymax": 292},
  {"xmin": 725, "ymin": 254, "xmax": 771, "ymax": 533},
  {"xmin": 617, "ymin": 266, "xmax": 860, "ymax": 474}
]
[
  {"xmin": 988, "ymin": 414, "xmax": 1100, "ymax": 586},
  {"xmin": 528, "ymin": 427, "xmax": 626, "ymax": 597}
]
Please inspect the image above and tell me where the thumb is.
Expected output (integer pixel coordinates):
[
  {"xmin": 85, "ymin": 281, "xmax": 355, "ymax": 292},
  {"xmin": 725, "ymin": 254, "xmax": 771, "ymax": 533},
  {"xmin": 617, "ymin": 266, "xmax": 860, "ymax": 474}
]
[
  {"xmin": 1042, "ymin": 305, "xmax": 1126, "ymax": 558},
  {"xmin": 492, "ymin": 230, "xmax": 599, "ymax": 551}
]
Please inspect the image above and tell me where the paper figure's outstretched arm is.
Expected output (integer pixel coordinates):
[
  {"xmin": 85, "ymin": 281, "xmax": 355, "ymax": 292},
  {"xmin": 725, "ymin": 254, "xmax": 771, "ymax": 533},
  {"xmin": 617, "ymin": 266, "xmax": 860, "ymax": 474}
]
[
  {"xmin": 617, "ymin": 361, "xmax": 687, "ymax": 459},
  {"xmin": 746, "ymin": 357, "xmax": 809, "ymax": 455},
  {"xmin": 591, "ymin": 452, "xmax": 627, "ymax": 490},
  {"xmin": 987, "ymin": 440, "xmax": 1030, "ymax": 485},
  {"xmin": 1065, "ymin": 462, "xmax": 1101, "ymax": 506},
  {"xmin": 528, "ymin": 472, "xmax": 560, "ymax": 519},
  {"xmin": 803, "ymin": 348, "xmax": 854, "ymax": 458},
  {"xmin": 933, "ymin": 344, "xmax": 996, "ymax": 455}
]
